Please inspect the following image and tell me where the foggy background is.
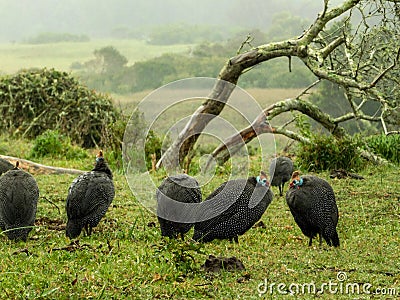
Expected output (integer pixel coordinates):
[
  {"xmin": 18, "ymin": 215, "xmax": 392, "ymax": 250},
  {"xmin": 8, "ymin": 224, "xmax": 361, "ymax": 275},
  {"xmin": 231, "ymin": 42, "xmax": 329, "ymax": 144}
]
[{"xmin": 0, "ymin": 0, "xmax": 342, "ymax": 43}]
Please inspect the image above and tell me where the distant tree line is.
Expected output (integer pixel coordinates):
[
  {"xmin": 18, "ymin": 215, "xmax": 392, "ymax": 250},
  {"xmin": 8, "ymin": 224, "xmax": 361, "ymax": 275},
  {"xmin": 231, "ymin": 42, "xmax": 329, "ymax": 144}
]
[
  {"xmin": 73, "ymin": 12, "xmax": 316, "ymax": 92},
  {"xmin": 24, "ymin": 32, "xmax": 90, "ymax": 44},
  {"xmin": 73, "ymin": 44, "xmax": 315, "ymax": 94}
]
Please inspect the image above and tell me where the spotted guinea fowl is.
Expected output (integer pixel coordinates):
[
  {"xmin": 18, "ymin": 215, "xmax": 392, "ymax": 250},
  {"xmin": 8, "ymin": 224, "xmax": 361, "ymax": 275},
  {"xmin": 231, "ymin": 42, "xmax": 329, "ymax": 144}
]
[
  {"xmin": 0, "ymin": 158, "xmax": 14, "ymax": 176},
  {"xmin": 193, "ymin": 171, "xmax": 273, "ymax": 243},
  {"xmin": 286, "ymin": 171, "xmax": 339, "ymax": 247},
  {"xmin": 269, "ymin": 156, "xmax": 294, "ymax": 196},
  {"xmin": 0, "ymin": 161, "xmax": 39, "ymax": 241},
  {"xmin": 156, "ymin": 174, "xmax": 202, "ymax": 239},
  {"xmin": 66, "ymin": 151, "xmax": 115, "ymax": 238}
]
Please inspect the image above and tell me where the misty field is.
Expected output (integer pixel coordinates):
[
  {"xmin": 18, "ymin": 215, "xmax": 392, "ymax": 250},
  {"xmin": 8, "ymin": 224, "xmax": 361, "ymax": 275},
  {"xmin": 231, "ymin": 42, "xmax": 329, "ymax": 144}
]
[
  {"xmin": 0, "ymin": 136, "xmax": 399, "ymax": 299},
  {"xmin": 0, "ymin": 39, "xmax": 192, "ymax": 74},
  {"xmin": 112, "ymin": 87, "xmax": 305, "ymax": 153}
]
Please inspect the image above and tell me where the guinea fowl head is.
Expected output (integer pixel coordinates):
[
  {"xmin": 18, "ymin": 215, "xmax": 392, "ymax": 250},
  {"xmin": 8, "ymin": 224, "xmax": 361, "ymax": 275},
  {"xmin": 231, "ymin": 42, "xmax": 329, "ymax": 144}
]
[
  {"xmin": 289, "ymin": 170, "xmax": 303, "ymax": 188},
  {"xmin": 93, "ymin": 150, "xmax": 113, "ymax": 178},
  {"xmin": 256, "ymin": 170, "xmax": 270, "ymax": 187}
]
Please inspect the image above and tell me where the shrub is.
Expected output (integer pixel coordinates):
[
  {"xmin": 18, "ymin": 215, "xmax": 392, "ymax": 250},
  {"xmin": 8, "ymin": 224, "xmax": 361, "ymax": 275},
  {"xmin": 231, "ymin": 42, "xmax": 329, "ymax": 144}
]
[
  {"xmin": 366, "ymin": 134, "xmax": 400, "ymax": 165},
  {"xmin": 0, "ymin": 68, "xmax": 118, "ymax": 148},
  {"xmin": 144, "ymin": 130, "xmax": 163, "ymax": 170},
  {"xmin": 296, "ymin": 134, "xmax": 364, "ymax": 172},
  {"xmin": 30, "ymin": 130, "xmax": 88, "ymax": 159}
]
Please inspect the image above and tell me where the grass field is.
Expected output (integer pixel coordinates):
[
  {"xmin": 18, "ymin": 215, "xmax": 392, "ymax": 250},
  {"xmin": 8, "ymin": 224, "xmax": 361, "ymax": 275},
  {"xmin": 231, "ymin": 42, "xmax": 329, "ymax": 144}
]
[
  {"xmin": 0, "ymin": 39, "xmax": 192, "ymax": 74},
  {"xmin": 0, "ymin": 136, "xmax": 399, "ymax": 299},
  {"xmin": 0, "ymin": 39, "xmax": 399, "ymax": 299}
]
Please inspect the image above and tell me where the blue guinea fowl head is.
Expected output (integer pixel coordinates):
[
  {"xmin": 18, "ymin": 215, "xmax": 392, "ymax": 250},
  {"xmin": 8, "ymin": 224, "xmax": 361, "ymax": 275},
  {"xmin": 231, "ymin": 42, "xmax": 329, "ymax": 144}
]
[
  {"xmin": 256, "ymin": 170, "xmax": 270, "ymax": 187},
  {"xmin": 96, "ymin": 150, "xmax": 105, "ymax": 163},
  {"xmin": 289, "ymin": 170, "xmax": 303, "ymax": 188},
  {"xmin": 93, "ymin": 150, "xmax": 113, "ymax": 178}
]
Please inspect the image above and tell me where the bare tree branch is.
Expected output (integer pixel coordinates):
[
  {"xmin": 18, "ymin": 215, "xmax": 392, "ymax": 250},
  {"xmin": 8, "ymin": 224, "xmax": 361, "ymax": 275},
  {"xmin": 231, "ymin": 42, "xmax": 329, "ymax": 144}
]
[
  {"xmin": 158, "ymin": 0, "xmax": 398, "ymax": 170},
  {"xmin": 368, "ymin": 47, "xmax": 400, "ymax": 88}
]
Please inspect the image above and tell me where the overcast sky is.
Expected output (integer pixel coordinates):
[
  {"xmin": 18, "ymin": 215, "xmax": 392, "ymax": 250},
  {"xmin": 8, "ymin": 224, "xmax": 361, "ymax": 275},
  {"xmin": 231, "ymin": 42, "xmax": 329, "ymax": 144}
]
[{"xmin": 0, "ymin": 0, "xmax": 344, "ymax": 42}]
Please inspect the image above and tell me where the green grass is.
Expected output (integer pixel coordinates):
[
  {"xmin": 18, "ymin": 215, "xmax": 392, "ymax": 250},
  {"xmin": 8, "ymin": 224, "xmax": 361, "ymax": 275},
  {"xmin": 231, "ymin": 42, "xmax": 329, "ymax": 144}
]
[
  {"xmin": 0, "ymin": 39, "xmax": 192, "ymax": 74},
  {"xmin": 0, "ymin": 136, "xmax": 399, "ymax": 299}
]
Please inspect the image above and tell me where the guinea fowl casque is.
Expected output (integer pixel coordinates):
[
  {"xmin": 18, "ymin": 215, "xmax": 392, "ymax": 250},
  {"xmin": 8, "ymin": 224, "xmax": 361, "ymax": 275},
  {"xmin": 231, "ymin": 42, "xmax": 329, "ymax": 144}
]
[
  {"xmin": 193, "ymin": 171, "xmax": 273, "ymax": 243},
  {"xmin": 285, "ymin": 171, "xmax": 340, "ymax": 247},
  {"xmin": 156, "ymin": 174, "xmax": 202, "ymax": 239},
  {"xmin": 66, "ymin": 151, "xmax": 115, "ymax": 238},
  {"xmin": 269, "ymin": 156, "xmax": 294, "ymax": 196},
  {"xmin": 0, "ymin": 161, "xmax": 39, "ymax": 241}
]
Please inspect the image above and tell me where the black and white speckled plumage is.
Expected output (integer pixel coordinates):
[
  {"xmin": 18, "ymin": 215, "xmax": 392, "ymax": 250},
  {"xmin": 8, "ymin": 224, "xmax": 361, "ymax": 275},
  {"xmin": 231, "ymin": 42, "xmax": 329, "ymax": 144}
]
[
  {"xmin": 66, "ymin": 153, "xmax": 114, "ymax": 238},
  {"xmin": 0, "ymin": 158, "xmax": 14, "ymax": 176},
  {"xmin": 286, "ymin": 175, "xmax": 339, "ymax": 247},
  {"xmin": 269, "ymin": 156, "xmax": 294, "ymax": 196},
  {"xmin": 156, "ymin": 174, "xmax": 202, "ymax": 239},
  {"xmin": 193, "ymin": 177, "xmax": 273, "ymax": 243},
  {"xmin": 0, "ymin": 164, "xmax": 39, "ymax": 241}
]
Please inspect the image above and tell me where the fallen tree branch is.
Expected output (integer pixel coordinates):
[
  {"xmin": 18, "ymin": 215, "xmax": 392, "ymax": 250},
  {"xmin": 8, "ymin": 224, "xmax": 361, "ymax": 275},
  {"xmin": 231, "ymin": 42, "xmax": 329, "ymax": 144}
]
[{"xmin": 0, "ymin": 155, "xmax": 84, "ymax": 175}]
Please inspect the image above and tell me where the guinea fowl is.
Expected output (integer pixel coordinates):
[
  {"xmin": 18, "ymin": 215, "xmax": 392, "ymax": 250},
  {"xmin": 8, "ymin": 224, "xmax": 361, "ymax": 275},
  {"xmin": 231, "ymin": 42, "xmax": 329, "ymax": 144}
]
[
  {"xmin": 66, "ymin": 151, "xmax": 114, "ymax": 238},
  {"xmin": 156, "ymin": 174, "xmax": 202, "ymax": 239},
  {"xmin": 269, "ymin": 156, "xmax": 294, "ymax": 196},
  {"xmin": 0, "ymin": 158, "xmax": 14, "ymax": 176},
  {"xmin": 0, "ymin": 161, "xmax": 39, "ymax": 241},
  {"xmin": 286, "ymin": 171, "xmax": 339, "ymax": 247},
  {"xmin": 193, "ymin": 171, "xmax": 273, "ymax": 243}
]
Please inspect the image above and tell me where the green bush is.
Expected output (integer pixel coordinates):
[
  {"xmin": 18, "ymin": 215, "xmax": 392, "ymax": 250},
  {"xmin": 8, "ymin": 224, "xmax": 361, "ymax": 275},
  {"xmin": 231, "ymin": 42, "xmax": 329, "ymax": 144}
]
[
  {"xmin": 144, "ymin": 130, "xmax": 163, "ymax": 170},
  {"xmin": 30, "ymin": 130, "xmax": 63, "ymax": 158},
  {"xmin": 100, "ymin": 114, "xmax": 131, "ymax": 172},
  {"xmin": 296, "ymin": 134, "xmax": 364, "ymax": 171},
  {"xmin": 366, "ymin": 134, "xmax": 400, "ymax": 165},
  {"xmin": 0, "ymin": 68, "xmax": 118, "ymax": 148},
  {"xmin": 30, "ymin": 130, "xmax": 88, "ymax": 159}
]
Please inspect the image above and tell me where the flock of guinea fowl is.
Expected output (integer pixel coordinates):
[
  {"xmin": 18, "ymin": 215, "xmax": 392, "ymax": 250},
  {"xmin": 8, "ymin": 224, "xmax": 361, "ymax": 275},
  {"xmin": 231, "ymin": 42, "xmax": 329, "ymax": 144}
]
[{"xmin": 0, "ymin": 152, "xmax": 339, "ymax": 247}]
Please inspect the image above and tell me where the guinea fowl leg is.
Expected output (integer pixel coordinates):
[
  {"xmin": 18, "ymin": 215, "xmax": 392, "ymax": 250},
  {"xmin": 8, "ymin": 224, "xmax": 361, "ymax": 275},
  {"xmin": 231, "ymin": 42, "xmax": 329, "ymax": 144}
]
[
  {"xmin": 279, "ymin": 184, "xmax": 283, "ymax": 197},
  {"xmin": 84, "ymin": 224, "xmax": 93, "ymax": 236},
  {"xmin": 319, "ymin": 234, "xmax": 323, "ymax": 246},
  {"xmin": 84, "ymin": 224, "xmax": 89, "ymax": 236},
  {"xmin": 308, "ymin": 237, "xmax": 313, "ymax": 246}
]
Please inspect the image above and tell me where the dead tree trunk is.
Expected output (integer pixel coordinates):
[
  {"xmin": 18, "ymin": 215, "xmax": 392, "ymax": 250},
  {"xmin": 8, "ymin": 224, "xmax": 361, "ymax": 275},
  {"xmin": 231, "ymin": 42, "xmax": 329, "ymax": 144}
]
[
  {"xmin": 157, "ymin": 0, "xmax": 399, "ymax": 170},
  {"xmin": 157, "ymin": 0, "xmax": 362, "ymax": 170}
]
